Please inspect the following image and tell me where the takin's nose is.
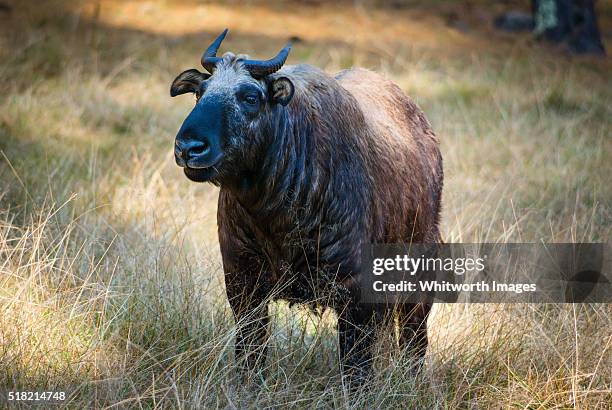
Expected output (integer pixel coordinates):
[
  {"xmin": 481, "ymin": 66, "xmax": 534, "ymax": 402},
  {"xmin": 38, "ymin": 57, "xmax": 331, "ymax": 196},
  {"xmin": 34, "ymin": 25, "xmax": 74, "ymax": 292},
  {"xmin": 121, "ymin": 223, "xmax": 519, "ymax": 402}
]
[{"xmin": 174, "ymin": 139, "xmax": 211, "ymax": 168}]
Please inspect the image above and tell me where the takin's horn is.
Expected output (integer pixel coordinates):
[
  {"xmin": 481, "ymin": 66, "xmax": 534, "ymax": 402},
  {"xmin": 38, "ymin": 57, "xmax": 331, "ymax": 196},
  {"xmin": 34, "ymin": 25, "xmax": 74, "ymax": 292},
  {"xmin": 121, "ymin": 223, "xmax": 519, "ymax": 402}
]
[
  {"xmin": 201, "ymin": 28, "xmax": 228, "ymax": 74},
  {"xmin": 240, "ymin": 44, "xmax": 292, "ymax": 79}
]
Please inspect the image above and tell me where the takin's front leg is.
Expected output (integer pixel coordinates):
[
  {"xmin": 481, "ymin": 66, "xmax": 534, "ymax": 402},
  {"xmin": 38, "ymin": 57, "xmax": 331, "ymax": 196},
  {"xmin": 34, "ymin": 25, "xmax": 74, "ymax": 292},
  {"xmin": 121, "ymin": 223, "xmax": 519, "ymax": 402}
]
[
  {"xmin": 225, "ymin": 272, "xmax": 270, "ymax": 381},
  {"xmin": 337, "ymin": 304, "xmax": 383, "ymax": 385}
]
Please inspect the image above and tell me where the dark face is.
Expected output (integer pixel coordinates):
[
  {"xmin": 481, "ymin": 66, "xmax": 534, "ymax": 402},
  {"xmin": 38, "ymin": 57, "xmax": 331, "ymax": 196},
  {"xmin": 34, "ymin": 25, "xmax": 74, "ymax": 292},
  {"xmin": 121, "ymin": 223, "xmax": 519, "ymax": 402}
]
[{"xmin": 170, "ymin": 61, "xmax": 294, "ymax": 184}]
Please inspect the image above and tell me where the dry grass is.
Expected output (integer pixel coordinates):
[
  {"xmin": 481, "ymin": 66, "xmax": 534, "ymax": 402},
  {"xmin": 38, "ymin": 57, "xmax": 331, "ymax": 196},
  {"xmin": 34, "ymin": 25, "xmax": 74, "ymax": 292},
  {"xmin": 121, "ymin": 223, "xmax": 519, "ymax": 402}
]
[{"xmin": 0, "ymin": 0, "xmax": 611, "ymax": 408}]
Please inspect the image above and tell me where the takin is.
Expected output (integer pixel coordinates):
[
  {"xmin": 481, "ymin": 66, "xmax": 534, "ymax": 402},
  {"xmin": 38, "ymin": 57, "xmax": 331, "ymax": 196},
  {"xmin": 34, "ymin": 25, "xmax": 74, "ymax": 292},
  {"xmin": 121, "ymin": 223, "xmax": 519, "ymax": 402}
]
[{"xmin": 170, "ymin": 29, "xmax": 443, "ymax": 383}]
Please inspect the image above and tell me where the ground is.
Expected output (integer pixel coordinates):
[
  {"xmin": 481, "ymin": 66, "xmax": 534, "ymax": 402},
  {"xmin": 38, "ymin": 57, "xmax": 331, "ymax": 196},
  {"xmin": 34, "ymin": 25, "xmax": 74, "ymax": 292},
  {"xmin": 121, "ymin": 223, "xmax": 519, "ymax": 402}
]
[{"xmin": 0, "ymin": 0, "xmax": 610, "ymax": 408}]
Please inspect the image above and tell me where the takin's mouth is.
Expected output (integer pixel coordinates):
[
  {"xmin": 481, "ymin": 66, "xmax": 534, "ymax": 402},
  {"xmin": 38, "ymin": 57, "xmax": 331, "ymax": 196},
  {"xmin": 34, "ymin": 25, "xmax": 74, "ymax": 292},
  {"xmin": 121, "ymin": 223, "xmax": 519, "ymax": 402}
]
[{"xmin": 183, "ymin": 165, "xmax": 220, "ymax": 182}]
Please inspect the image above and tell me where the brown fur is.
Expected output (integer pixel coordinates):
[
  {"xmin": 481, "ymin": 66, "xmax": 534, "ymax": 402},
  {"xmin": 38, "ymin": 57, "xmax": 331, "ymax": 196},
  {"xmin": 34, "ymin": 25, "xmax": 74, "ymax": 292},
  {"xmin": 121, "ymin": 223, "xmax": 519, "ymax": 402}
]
[{"xmin": 336, "ymin": 68, "xmax": 442, "ymax": 244}]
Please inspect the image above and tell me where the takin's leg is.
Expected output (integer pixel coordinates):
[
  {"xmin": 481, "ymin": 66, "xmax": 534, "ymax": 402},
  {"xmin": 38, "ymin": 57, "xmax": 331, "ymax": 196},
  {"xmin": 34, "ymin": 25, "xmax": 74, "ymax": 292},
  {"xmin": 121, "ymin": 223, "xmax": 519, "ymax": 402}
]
[
  {"xmin": 337, "ymin": 303, "xmax": 383, "ymax": 385},
  {"xmin": 225, "ymin": 270, "xmax": 271, "ymax": 380},
  {"xmin": 397, "ymin": 303, "xmax": 431, "ymax": 363}
]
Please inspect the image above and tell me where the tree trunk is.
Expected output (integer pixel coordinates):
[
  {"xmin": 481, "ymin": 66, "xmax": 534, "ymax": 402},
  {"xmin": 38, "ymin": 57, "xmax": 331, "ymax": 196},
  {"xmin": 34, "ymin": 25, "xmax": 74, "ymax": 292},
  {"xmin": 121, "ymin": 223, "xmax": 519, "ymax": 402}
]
[{"xmin": 533, "ymin": 0, "xmax": 606, "ymax": 54}]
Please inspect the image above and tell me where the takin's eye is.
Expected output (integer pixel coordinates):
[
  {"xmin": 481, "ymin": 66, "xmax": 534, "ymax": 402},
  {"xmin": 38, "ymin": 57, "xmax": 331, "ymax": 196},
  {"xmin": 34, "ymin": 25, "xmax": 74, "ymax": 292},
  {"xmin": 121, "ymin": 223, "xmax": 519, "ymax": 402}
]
[
  {"xmin": 236, "ymin": 84, "xmax": 262, "ymax": 109},
  {"xmin": 244, "ymin": 95, "xmax": 258, "ymax": 105}
]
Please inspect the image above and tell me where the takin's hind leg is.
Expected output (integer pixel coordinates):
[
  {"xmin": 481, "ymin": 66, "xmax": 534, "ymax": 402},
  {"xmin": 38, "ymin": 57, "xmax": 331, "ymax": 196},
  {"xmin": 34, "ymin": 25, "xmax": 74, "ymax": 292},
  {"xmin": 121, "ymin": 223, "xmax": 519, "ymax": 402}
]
[
  {"xmin": 337, "ymin": 304, "xmax": 384, "ymax": 386},
  {"xmin": 397, "ymin": 303, "xmax": 431, "ymax": 364}
]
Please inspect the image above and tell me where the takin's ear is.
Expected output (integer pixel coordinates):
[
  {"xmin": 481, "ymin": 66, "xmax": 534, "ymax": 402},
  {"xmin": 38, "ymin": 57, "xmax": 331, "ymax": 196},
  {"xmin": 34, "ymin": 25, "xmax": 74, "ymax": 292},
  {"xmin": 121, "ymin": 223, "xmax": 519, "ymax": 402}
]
[
  {"xmin": 269, "ymin": 76, "xmax": 294, "ymax": 106},
  {"xmin": 170, "ymin": 69, "xmax": 209, "ymax": 97}
]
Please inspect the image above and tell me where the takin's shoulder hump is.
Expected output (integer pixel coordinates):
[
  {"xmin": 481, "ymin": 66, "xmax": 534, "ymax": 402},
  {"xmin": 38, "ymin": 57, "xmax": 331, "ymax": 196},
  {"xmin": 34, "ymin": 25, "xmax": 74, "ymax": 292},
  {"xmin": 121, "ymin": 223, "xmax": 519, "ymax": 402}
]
[
  {"xmin": 334, "ymin": 68, "xmax": 436, "ymax": 148},
  {"xmin": 334, "ymin": 67, "xmax": 402, "ymax": 102}
]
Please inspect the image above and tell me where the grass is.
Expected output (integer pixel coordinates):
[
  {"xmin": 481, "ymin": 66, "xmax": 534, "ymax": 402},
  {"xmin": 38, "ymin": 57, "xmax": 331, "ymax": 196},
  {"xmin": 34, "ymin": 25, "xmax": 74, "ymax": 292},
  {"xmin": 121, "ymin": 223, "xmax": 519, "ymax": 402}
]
[{"xmin": 0, "ymin": 0, "xmax": 611, "ymax": 408}]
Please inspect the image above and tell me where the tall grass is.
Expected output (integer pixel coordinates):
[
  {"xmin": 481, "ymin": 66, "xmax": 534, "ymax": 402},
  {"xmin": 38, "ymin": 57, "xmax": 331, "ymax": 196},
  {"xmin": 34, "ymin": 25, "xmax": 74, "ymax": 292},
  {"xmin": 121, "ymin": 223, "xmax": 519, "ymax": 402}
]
[{"xmin": 1, "ymin": 0, "xmax": 610, "ymax": 408}]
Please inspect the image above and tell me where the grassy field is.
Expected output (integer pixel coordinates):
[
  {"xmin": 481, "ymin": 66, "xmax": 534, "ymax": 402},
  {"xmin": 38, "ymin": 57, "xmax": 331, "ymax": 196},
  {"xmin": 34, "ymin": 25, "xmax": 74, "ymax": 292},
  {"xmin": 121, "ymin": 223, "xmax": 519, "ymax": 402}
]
[{"xmin": 0, "ymin": 0, "xmax": 611, "ymax": 408}]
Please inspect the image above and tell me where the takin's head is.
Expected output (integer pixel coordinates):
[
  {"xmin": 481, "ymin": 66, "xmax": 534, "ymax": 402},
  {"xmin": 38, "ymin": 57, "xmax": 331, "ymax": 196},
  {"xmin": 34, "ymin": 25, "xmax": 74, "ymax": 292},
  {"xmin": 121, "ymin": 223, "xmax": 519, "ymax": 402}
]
[{"xmin": 170, "ymin": 29, "xmax": 294, "ymax": 184}]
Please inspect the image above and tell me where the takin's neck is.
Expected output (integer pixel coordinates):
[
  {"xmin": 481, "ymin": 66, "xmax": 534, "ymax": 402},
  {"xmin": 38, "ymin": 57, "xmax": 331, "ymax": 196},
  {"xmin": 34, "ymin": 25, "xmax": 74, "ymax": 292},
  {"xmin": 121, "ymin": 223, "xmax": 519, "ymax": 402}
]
[
  {"xmin": 230, "ymin": 113, "xmax": 323, "ymax": 222},
  {"xmin": 225, "ymin": 76, "xmax": 372, "ymax": 226}
]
